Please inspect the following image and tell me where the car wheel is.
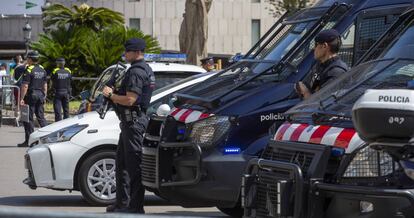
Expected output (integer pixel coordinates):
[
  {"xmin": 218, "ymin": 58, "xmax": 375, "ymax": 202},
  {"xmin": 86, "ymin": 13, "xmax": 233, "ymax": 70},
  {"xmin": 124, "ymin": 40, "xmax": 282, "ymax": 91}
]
[
  {"xmin": 217, "ymin": 205, "xmax": 243, "ymax": 217},
  {"xmin": 78, "ymin": 150, "xmax": 116, "ymax": 205}
]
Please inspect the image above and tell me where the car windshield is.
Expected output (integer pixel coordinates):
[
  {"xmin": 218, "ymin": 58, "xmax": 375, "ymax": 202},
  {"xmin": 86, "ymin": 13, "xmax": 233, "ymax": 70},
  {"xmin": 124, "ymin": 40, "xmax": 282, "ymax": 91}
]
[
  {"xmin": 180, "ymin": 5, "xmax": 349, "ymax": 101},
  {"xmin": 152, "ymin": 73, "xmax": 210, "ymax": 96},
  {"xmin": 290, "ymin": 59, "xmax": 414, "ymax": 119},
  {"xmin": 154, "ymin": 72, "xmax": 200, "ymax": 90},
  {"xmin": 287, "ymin": 17, "xmax": 414, "ymax": 120},
  {"xmin": 90, "ymin": 65, "xmax": 202, "ymax": 101}
]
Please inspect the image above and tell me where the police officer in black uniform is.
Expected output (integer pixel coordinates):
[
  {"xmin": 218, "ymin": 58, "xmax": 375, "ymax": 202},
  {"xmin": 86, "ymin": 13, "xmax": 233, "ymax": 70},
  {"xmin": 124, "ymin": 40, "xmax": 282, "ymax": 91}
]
[
  {"xmin": 18, "ymin": 51, "xmax": 48, "ymax": 147},
  {"xmin": 296, "ymin": 29, "xmax": 349, "ymax": 99},
  {"xmin": 51, "ymin": 58, "xmax": 72, "ymax": 122},
  {"xmin": 200, "ymin": 57, "xmax": 215, "ymax": 72},
  {"xmin": 102, "ymin": 38, "xmax": 154, "ymax": 213}
]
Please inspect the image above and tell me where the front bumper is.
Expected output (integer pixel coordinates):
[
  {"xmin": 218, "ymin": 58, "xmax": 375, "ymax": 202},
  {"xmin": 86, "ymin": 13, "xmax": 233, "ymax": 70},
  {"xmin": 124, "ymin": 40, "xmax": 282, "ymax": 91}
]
[
  {"xmin": 142, "ymin": 141, "xmax": 250, "ymax": 207},
  {"xmin": 242, "ymin": 140, "xmax": 414, "ymax": 218},
  {"xmin": 24, "ymin": 142, "xmax": 87, "ymax": 190},
  {"xmin": 315, "ymin": 183, "xmax": 414, "ymax": 218},
  {"xmin": 24, "ymin": 145, "xmax": 55, "ymax": 189}
]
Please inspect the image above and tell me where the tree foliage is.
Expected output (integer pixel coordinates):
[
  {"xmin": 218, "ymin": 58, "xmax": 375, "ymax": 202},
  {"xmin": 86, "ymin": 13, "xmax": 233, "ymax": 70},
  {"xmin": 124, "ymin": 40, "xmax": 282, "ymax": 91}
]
[
  {"xmin": 265, "ymin": 0, "xmax": 310, "ymax": 17},
  {"xmin": 42, "ymin": 3, "xmax": 124, "ymax": 32},
  {"xmin": 32, "ymin": 3, "xmax": 161, "ymax": 94}
]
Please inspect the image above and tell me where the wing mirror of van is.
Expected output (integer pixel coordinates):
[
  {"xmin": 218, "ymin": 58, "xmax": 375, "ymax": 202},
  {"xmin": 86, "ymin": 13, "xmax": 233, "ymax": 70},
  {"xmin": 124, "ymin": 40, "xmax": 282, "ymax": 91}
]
[{"xmin": 156, "ymin": 104, "xmax": 171, "ymax": 117}]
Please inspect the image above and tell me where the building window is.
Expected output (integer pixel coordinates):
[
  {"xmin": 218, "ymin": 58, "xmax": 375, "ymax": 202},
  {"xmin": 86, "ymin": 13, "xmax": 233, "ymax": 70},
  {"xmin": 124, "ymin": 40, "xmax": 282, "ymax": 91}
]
[
  {"xmin": 251, "ymin": 0, "xmax": 260, "ymax": 3},
  {"xmin": 251, "ymin": 19, "xmax": 261, "ymax": 46},
  {"xmin": 129, "ymin": 18, "xmax": 141, "ymax": 30}
]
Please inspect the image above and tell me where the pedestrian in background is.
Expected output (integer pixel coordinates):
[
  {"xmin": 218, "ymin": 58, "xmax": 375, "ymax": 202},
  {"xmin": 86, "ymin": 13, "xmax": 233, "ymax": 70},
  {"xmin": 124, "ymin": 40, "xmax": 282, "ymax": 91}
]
[{"xmin": 51, "ymin": 57, "xmax": 72, "ymax": 121}]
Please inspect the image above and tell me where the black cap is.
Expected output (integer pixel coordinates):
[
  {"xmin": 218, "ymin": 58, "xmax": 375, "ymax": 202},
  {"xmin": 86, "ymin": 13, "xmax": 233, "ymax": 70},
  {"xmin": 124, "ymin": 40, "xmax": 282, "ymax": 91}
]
[
  {"xmin": 124, "ymin": 38, "xmax": 146, "ymax": 52},
  {"xmin": 0, "ymin": 62, "xmax": 6, "ymax": 68},
  {"xmin": 315, "ymin": 29, "xmax": 340, "ymax": 43},
  {"xmin": 27, "ymin": 50, "xmax": 40, "ymax": 59},
  {"xmin": 56, "ymin": 57, "xmax": 65, "ymax": 63},
  {"xmin": 200, "ymin": 57, "xmax": 214, "ymax": 64}
]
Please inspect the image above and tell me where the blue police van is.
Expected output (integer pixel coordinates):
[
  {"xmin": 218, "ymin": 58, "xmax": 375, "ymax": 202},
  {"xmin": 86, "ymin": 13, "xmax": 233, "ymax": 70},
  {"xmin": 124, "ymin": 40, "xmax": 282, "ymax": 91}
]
[
  {"xmin": 243, "ymin": 7, "xmax": 414, "ymax": 217},
  {"xmin": 141, "ymin": 0, "xmax": 414, "ymax": 216}
]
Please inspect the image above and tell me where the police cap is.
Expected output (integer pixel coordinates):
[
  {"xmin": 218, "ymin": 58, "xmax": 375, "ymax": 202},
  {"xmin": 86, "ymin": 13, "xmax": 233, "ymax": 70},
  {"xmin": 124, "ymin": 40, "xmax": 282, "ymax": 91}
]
[
  {"xmin": 315, "ymin": 29, "xmax": 340, "ymax": 43},
  {"xmin": 56, "ymin": 57, "xmax": 65, "ymax": 63},
  {"xmin": 200, "ymin": 57, "xmax": 214, "ymax": 65},
  {"xmin": 27, "ymin": 50, "xmax": 40, "ymax": 59},
  {"xmin": 124, "ymin": 38, "xmax": 146, "ymax": 52}
]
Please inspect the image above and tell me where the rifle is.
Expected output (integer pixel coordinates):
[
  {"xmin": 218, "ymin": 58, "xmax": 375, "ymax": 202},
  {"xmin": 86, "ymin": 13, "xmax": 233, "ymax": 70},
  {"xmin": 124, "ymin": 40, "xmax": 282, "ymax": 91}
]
[{"xmin": 97, "ymin": 62, "xmax": 127, "ymax": 119}]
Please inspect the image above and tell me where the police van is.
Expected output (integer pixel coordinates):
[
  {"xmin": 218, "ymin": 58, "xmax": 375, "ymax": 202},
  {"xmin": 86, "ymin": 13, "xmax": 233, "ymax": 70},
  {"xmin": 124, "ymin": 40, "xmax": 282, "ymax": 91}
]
[
  {"xmin": 141, "ymin": 0, "xmax": 414, "ymax": 216},
  {"xmin": 243, "ymin": 8, "xmax": 414, "ymax": 217}
]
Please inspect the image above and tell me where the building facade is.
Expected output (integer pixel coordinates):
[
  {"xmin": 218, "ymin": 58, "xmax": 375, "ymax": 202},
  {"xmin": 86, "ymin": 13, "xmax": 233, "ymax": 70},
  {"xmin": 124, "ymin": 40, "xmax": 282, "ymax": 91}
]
[{"xmin": 0, "ymin": 0, "xmax": 281, "ymax": 58}]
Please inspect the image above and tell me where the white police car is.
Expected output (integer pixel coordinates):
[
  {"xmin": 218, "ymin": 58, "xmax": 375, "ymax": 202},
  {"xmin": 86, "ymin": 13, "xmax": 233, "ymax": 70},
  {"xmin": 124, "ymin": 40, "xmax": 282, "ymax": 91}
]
[{"xmin": 23, "ymin": 63, "xmax": 214, "ymax": 205}]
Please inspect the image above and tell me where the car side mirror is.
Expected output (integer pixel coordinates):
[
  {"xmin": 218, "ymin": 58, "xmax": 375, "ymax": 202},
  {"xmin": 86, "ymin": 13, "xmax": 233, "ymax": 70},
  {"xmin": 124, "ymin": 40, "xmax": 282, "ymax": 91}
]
[{"xmin": 156, "ymin": 104, "xmax": 171, "ymax": 117}]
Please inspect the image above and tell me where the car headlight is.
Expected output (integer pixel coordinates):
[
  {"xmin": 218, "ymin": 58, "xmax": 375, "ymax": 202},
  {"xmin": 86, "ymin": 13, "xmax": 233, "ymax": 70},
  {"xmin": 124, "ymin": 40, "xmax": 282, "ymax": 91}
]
[
  {"xmin": 189, "ymin": 116, "xmax": 231, "ymax": 148},
  {"xmin": 343, "ymin": 146, "xmax": 397, "ymax": 178},
  {"xmin": 39, "ymin": 124, "xmax": 88, "ymax": 144}
]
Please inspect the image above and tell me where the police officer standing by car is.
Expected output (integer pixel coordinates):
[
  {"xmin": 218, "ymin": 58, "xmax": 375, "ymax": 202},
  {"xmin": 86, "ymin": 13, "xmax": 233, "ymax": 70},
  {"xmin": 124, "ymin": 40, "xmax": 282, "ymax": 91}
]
[
  {"xmin": 51, "ymin": 57, "xmax": 72, "ymax": 122},
  {"xmin": 295, "ymin": 29, "xmax": 349, "ymax": 99},
  {"xmin": 200, "ymin": 57, "xmax": 216, "ymax": 72},
  {"xmin": 102, "ymin": 38, "xmax": 154, "ymax": 213},
  {"xmin": 18, "ymin": 51, "xmax": 48, "ymax": 147}
]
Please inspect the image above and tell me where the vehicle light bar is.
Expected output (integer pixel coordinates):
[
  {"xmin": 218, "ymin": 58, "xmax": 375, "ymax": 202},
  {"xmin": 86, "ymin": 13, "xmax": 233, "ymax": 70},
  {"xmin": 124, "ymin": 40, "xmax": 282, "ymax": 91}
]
[
  {"xmin": 223, "ymin": 147, "xmax": 241, "ymax": 154},
  {"xmin": 144, "ymin": 53, "xmax": 187, "ymax": 63}
]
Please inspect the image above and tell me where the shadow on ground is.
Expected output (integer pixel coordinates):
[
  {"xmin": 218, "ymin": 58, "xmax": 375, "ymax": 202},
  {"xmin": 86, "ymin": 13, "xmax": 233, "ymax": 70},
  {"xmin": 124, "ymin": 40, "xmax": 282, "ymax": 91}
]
[{"xmin": 0, "ymin": 195, "xmax": 171, "ymax": 207}]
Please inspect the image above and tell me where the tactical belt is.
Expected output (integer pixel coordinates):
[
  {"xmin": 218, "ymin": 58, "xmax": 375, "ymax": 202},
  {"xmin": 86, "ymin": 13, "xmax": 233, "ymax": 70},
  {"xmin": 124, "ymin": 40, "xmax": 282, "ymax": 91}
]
[{"xmin": 116, "ymin": 105, "xmax": 147, "ymax": 123}]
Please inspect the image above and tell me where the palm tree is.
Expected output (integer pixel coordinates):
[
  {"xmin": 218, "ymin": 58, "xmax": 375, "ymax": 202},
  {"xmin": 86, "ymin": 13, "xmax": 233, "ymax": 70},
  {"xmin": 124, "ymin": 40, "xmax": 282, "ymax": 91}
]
[
  {"xmin": 42, "ymin": 3, "xmax": 124, "ymax": 32},
  {"xmin": 31, "ymin": 26, "xmax": 90, "ymax": 73},
  {"xmin": 80, "ymin": 25, "xmax": 161, "ymax": 75}
]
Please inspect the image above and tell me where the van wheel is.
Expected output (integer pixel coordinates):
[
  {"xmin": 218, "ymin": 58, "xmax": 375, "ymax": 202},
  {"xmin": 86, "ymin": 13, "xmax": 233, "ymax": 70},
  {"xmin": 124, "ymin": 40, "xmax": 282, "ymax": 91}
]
[
  {"xmin": 78, "ymin": 150, "xmax": 116, "ymax": 205},
  {"xmin": 217, "ymin": 205, "xmax": 243, "ymax": 217}
]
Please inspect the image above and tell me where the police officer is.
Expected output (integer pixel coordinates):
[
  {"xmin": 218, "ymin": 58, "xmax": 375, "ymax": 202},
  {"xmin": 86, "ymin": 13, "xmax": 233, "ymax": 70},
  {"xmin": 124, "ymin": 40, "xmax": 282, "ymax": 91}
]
[
  {"xmin": 200, "ymin": 57, "xmax": 215, "ymax": 72},
  {"xmin": 51, "ymin": 58, "xmax": 72, "ymax": 122},
  {"xmin": 102, "ymin": 38, "xmax": 154, "ymax": 213},
  {"xmin": 296, "ymin": 29, "xmax": 349, "ymax": 99},
  {"xmin": 18, "ymin": 51, "xmax": 48, "ymax": 147}
]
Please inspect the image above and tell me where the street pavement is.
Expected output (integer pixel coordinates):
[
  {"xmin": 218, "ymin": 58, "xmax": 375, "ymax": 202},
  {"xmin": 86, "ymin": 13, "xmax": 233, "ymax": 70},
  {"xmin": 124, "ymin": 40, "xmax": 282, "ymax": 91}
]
[{"xmin": 0, "ymin": 125, "xmax": 225, "ymax": 217}]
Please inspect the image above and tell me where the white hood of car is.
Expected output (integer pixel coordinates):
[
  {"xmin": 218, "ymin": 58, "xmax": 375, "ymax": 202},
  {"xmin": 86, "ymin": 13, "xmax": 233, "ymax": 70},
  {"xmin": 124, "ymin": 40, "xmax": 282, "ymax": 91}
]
[{"xmin": 30, "ymin": 111, "xmax": 119, "ymax": 140}]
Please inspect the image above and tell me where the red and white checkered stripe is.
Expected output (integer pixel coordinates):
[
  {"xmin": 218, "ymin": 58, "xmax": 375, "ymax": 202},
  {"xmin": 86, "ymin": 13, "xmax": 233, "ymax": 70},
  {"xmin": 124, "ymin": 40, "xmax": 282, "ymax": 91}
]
[
  {"xmin": 169, "ymin": 108, "xmax": 213, "ymax": 123},
  {"xmin": 274, "ymin": 122, "xmax": 365, "ymax": 153}
]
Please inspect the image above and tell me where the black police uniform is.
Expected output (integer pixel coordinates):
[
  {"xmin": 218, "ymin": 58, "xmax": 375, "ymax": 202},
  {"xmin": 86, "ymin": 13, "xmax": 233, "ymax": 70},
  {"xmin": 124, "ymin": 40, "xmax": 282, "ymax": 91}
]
[
  {"xmin": 306, "ymin": 56, "xmax": 349, "ymax": 92},
  {"xmin": 112, "ymin": 58, "xmax": 154, "ymax": 212},
  {"xmin": 304, "ymin": 29, "xmax": 349, "ymax": 92},
  {"xmin": 51, "ymin": 67, "xmax": 72, "ymax": 121},
  {"xmin": 22, "ymin": 64, "xmax": 48, "ymax": 143}
]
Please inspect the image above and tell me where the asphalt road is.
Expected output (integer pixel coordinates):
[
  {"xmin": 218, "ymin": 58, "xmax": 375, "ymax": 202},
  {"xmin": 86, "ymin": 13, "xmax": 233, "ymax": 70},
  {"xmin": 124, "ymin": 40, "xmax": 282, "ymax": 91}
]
[{"xmin": 0, "ymin": 125, "xmax": 226, "ymax": 217}]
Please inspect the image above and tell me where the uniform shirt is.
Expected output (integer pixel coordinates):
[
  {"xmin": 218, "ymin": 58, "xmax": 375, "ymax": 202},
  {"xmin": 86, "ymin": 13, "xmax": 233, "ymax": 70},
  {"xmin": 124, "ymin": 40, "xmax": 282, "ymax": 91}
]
[
  {"xmin": 307, "ymin": 56, "xmax": 349, "ymax": 92},
  {"xmin": 51, "ymin": 67, "xmax": 72, "ymax": 92},
  {"xmin": 115, "ymin": 59, "xmax": 155, "ymax": 109},
  {"xmin": 22, "ymin": 64, "xmax": 47, "ymax": 93}
]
